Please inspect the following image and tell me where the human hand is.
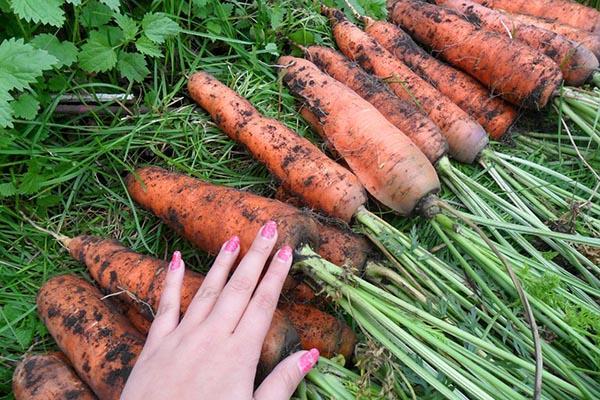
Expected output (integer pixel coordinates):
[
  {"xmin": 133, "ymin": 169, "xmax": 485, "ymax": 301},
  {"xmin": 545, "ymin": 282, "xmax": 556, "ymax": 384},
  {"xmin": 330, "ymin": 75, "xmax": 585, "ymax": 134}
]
[{"xmin": 120, "ymin": 221, "xmax": 319, "ymax": 400}]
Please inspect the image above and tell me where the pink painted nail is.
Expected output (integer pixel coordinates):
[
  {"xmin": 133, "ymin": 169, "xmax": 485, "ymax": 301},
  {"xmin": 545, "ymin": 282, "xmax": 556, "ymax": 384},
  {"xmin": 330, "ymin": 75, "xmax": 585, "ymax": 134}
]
[
  {"xmin": 261, "ymin": 221, "xmax": 277, "ymax": 239},
  {"xmin": 169, "ymin": 251, "xmax": 182, "ymax": 271},
  {"xmin": 277, "ymin": 245, "xmax": 293, "ymax": 261},
  {"xmin": 224, "ymin": 236, "xmax": 240, "ymax": 253},
  {"xmin": 298, "ymin": 348, "xmax": 319, "ymax": 374}
]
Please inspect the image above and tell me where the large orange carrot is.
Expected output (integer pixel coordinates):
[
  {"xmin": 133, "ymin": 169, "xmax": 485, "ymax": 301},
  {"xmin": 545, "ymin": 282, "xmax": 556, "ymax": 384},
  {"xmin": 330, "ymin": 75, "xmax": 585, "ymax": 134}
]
[
  {"xmin": 37, "ymin": 275, "xmax": 144, "ymax": 400},
  {"xmin": 187, "ymin": 71, "xmax": 367, "ymax": 222},
  {"xmin": 435, "ymin": 0, "xmax": 599, "ymax": 86},
  {"xmin": 469, "ymin": 0, "xmax": 600, "ymax": 33},
  {"xmin": 388, "ymin": 0, "xmax": 563, "ymax": 109},
  {"xmin": 278, "ymin": 56, "xmax": 441, "ymax": 216},
  {"xmin": 13, "ymin": 352, "xmax": 96, "ymax": 400},
  {"xmin": 275, "ymin": 185, "xmax": 374, "ymax": 269},
  {"xmin": 507, "ymin": 12, "xmax": 600, "ymax": 60},
  {"xmin": 279, "ymin": 303, "xmax": 357, "ymax": 358},
  {"xmin": 302, "ymin": 45, "xmax": 448, "ymax": 163},
  {"xmin": 67, "ymin": 235, "xmax": 356, "ymax": 361},
  {"xmin": 362, "ymin": 18, "xmax": 517, "ymax": 140},
  {"xmin": 323, "ymin": 7, "xmax": 488, "ymax": 163},
  {"xmin": 126, "ymin": 166, "xmax": 320, "ymax": 258}
]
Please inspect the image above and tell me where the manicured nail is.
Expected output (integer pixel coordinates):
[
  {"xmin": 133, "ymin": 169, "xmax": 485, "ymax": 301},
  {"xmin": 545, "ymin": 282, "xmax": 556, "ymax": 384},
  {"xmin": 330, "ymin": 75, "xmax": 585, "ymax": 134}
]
[
  {"xmin": 299, "ymin": 348, "xmax": 319, "ymax": 374},
  {"xmin": 277, "ymin": 245, "xmax": 293, "ymax": 261},
  {"xmin": 169, "ymin": 251, "xmax": 182, "ymax": 271},
  {"xmin": 261, "ymin": 221, "xmax": 277, "ymax": 239},
  {"xmin": 224, "ymin": 236, "xmax": 240, "ymax": 253}
]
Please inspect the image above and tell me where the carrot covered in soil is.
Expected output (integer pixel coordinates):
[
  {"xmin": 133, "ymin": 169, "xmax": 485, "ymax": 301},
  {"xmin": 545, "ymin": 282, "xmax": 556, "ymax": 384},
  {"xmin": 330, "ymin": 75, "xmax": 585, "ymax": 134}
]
[
  {"xmin": 387, "ymin": 0, "xmax": 563, "ymax": 109},
  {"xmin": 301, "ymin": 45, "xmax": 449, "ymax": 163},
  {"xmin": 126, "ymin": 166, "xmax": 320, "ymax": 258},
  {"xmin": 279, "ymin": 56, "xmax": 441, "ymax": 216},
  {"xmin": 322, "ymin": 6, "xmax": 488, "ymax": 164},
  {"xmin": 434, "ymin": 0, "xmax": 599, "ymax": 86},
  {"xmin": 13, "ymin": 352, "xmax": 96, "ymax": 400},
  {"xmin": 37, "ymin": 275, "xmax": 144, "ymax": 400},
  {"xmin": 507, "ymin": 12, "xmax": 600, "ymax": 60},
  {"xmin": 469, "ymin": 0, "xmax": 600, "ymax": 34},
  {"xmin": 187, "ymin": 71, "xmax": 367, "ymax": 222},
  {"xmin": 360, "ymin": 19, "xmax": 517, "ymax": 140},
  {"xmin": 66, "ymin": 235, "xmax": 356, "ymax": 361}
]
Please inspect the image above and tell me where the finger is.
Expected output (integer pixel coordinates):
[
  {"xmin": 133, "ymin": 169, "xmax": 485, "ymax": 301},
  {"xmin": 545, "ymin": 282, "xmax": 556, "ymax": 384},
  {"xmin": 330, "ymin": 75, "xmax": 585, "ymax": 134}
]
[
  {"xmin": 145, "ymin": 251, "xmax": 185, "ymax": 347},
  {"xmin": 179, "ymin": 236, "xmax": 240, "ymax": 329},
  {"xmin": 235, "ymin": 246, "xmax": 293, "ymax": 346},
  {"xmin": 206, "ymin": 221, "xmax": 278, "ymax": 332},
  {"xmin": 254, "ymin": 349, "xmax": 319, "ymax": 400}
]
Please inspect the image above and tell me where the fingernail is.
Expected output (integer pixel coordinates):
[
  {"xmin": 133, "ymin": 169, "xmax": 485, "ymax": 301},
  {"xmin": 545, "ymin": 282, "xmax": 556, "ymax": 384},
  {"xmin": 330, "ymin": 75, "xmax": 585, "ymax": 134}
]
[
  {"xmin": 224, "ymin": 236, "xmax": 240, "ymax": 253},
  {"xmin": 298, "ymin": 348, "xmax": 319, "ymax": 374},
  {"xmin": 169, "ymin": 251, "xmax": 182, "ymax": 271},
  {"xmin": 277, "ymin": 245, "xmax": 293, "ymax": 261},
  {"xmin": 261, "ymin": 221, "xmax": 277, "ymax": 239}
]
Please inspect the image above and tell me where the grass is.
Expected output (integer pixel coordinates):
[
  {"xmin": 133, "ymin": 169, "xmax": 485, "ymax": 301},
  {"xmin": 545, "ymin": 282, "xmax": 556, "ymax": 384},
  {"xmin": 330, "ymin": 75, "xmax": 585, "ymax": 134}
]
[{"xmin": 1, "ymin": 0, "xmax": 599, "ymax": 399}]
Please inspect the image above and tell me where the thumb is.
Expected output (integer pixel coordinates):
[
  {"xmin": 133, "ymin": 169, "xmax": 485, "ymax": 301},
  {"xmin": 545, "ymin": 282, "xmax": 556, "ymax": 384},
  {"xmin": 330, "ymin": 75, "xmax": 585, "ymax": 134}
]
[{"xmin": 254, "ymin": 348, "xmax": 319, "ymax": 400}]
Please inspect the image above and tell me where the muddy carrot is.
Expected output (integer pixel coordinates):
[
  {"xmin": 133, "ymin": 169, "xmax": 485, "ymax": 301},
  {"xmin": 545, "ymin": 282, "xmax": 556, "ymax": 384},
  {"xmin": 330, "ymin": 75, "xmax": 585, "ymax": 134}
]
[
  {"xmin": 13, "ymin": 352, "xmax": 96, "ymax": 400},
  {"xmin": 125, "ymin": 166, "xmax": 320, "ymax": 258},
  {"xmin": 187, "ymin": 71, "xmax": 367, "ymax": 222},
  {"xmin": 279, "ymin": 55, "xmax": 441, "ymax": 216},
  {"xmin": 387, "ymin": 0, "xmax": 563, "ymax": 109},
  {"xmin": 322, "ymin": 6, "xmax": 488, "ymax": 163},
  {"xmin": 468, "ymin": 0, "xmax": 600, "ymax": 33},
  {"xmin": 37, "ymin": 275, "xmax": 144, "ymax": 400},
  {"xmin": 302, "ymin": 45, "xmax": 449, "ymax": 162},
  {"xmin": 362, "ymin": 18, "xmax": 517, "ymax": 140},
  {"xmin": 435, "ymin": 0, "xmax": 599, "ymax": 86}
]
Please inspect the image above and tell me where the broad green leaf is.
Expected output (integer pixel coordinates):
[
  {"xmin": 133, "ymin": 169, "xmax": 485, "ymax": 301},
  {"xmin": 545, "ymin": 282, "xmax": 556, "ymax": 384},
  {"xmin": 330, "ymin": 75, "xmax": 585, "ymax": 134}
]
[
  {"xmin": 142, "ymin": 12, "xmax": 180, "ymax": 44},
  {"xmin": 10, "ymin": 0, "xmax": 65, "ymax": 27},
  {"xmin": 206, "ymin": 20, "xmax": 221, "ymax": 35},
  {"xmin": 78, "ymin": 37, "xmax": 117, "ymax": 72},
  {"xmin": 0, "ymin": 38, "xmax": 58, "ymax": 92},
  {"xmin": 135, "ymin": 36, "xmax": 162, "ymax": 58},
  {"xmin": 18, "ymin": 159, "xmax": 42, "ymax": 194},
  {"xmin": 10, "ymin": 93, "xmax": 39, "ymax": 120},
  {"xmin": 80, "ymin": 0, "xmax": 112, "ymax": 28},
  {"xmin": 289, "ymin": 29, "xmax": 315, "ymax": 46},
  {"xmin": 117, "ymin": 51, "xmax": 149, "ymax": 82},
  {"xmin": 265, "ymin": 42, "xmax": 278, "ymax": 56},
  {"xmin": 30, "ymin": 34, "xmax": 78, "ymax": 68},
  {"xmin": 89, "ymin": 26, "xmax": 124, "ymax": 46},
  {"xmin": 66, "ymin": 0, "xmax": 82, "ymax": 5},
  {"xmin": 114, "ymin": 13, "xmax": 138, "ymax": 42},
  {"xmin": 270, "ymin": 5, "xmax": 285, "ymax": 30},
  {"xmin": 0, "ymin": 182, "xmax": 17, "ymax": 197},
  {"xmin": 99, "ymin": 0, "xmax": 119, "ymax": 11}
]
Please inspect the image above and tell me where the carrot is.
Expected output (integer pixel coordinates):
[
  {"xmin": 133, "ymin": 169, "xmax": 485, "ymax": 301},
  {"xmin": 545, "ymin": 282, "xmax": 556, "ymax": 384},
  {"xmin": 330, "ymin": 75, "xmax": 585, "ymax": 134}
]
[
  {"xmin": 281, "ymin": 276, "xmax": 322, "ymax": 305},
  {"xmin": 13, "ymin": 352, "xmax": 96, "ymax": 400},
  {"xmin": 187, "ymin": 71, "xmax": 367, "ymax": 222},
  {"xmin": 279, "ymin": 303, "xmax": 357, "ymax": 359},
  {"xmin": 279, "ymin": 56, "xmax": 441, "ymax": 216},
  {"xmin": 125, "ymin": 166, "xmax": 320, "ymax": 258},
  {"xmin": 322, "ymin": 7, "xmax": 488, "ymax": 163},
  {"xmin": 507, "ymin": 12, "xmax": 600, "ymax": 60},
  {"xmin": 275, "ymin": 185, "xmax": 374, "ymax": 269},
  {"xmin": 469, "ymin": 0, "xmax": 600, "ymax": 34},
  {"xmin": 302, "ymin": 45, "xmax": 448, "ymax": 163},
  {"xmin": 435, "ymin": 0, "xmax": 599, "ymax": 86},
  {"xmin": 37, "ymin": 275, "xmax": 144, "ymax": 400},
  {"xmin": 361, "ymin": 19, "xmax": 517, "ymax": 140},
  {"xmin": 67, "ymin": 235, "xmax": 356, "ymax": 361},
  {"xmin": 387, "ymin": 0, "xmax": 563, "ymax": 109}
]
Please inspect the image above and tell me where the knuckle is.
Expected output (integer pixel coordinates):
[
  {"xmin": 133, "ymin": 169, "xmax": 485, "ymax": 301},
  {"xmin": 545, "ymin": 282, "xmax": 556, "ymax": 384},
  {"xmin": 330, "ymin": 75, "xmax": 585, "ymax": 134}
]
[
  {"xmin": 254, "ymin": 292, "xmax": 277, "ymax": 311},
  {"xmin": 194, "ymin": 285, "xmax": 219, "ymax": 300},
  {"xmin": 228, "ymin": 276, "xmax": 253, "ymax": 293},
  {"xmin": 249, "ymin": 242, "xmax": 272, "ymax": 257},
  {"xmin": 279, "ymin": 369, "xmax": 298, "ymax": 389},
  {"xmin": 156, "ymin": 301, "xmax": 176, "ymax": 317}
]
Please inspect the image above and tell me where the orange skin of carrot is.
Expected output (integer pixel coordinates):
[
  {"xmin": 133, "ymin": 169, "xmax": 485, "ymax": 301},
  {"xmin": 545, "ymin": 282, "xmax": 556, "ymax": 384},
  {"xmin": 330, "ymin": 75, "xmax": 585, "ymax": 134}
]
[
  {"xmin": 303, "ymin": 45, "xmax": 448, "ymax": 163},
  {"xmin": 363, "ymin": 20, "xmax": 517, "ymax": 140},
  {"xmin": 507, "ymin": 12, "xmax": 600, "ymax": 60},
  {"xmin": 13, "ymin": 352, "xmax": 97, "ymax": 400},
  {"xmin": 187, "ymin": 71, "xmax": 367, "ymax": 222},
  {"xmin": 126, "ymin": 166, "xmax": 320, "ymax": 259},
  {"xmin": 37, "ymin": 275, "xmax": 144, "ymax": 400},
  {"xmin": 68, "ymin": 235, "xmax": 356, "ymax": 362},
  {"xmin": 323, "ymin": 7, "xmax": 488, "ymax": 164},
  {"xmin": 387, "ymin": 0, "xmax": 563, "ymax": 109},
  {"xmin": 435, "ymin": 0, "xmax": 599, "ymax": 86},
  {"xmin": 279, "ymin": 56, "xmax": 441, "ymax": 216},
  {"xmin": 279, "ymin": 303, "xmax": 357, "ymax": 359},
  {"xmin": 468, "ymin": 0, "xmax": 600, "ymax": 34}
]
